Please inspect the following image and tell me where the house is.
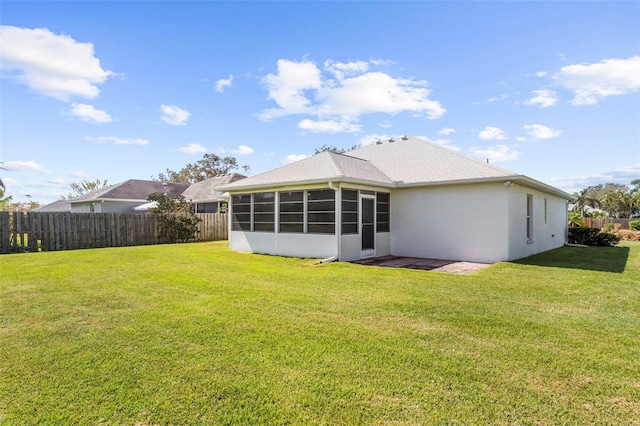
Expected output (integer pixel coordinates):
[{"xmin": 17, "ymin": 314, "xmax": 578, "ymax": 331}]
[
  {"xmin": 33, "ymin": 199, "xmax": 72, "ymax": 213},
  {"xmin": 181, "ymin": 173, "xmax": 246, "ymax": 213},
  {"xmin": 68, "ymin": 179, "xmax": 190, "ymax": 213},
  {"xmin": 221, "ymin": 136, "xmax": 574, "ymax": 264}
]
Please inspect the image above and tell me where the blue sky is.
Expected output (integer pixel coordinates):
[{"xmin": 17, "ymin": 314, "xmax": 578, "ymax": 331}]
[{"xmin": 1, "ymin": 1, "xmax": 639, "ymax": 205}]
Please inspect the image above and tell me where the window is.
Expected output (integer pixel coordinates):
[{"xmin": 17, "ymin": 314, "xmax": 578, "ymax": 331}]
[
  {"xmin": 231, "ymin": 194, "xmax": 251, "ymax": 231},
  {"xmin": 544, "ymin": 198, "xmax": 548, "ymax": 224},
  {"xmin": 279, "ymin": 191, "xmax": 304, "ymax": 233},
  {"xmin": 307, "ymin": 189, "xmax": 335, "ymax": 234},
  {"xmin": 376, "ymin": 192, "xmax": 390, "ymax": 232},
  {"xmin": 253, "ymin": 192, "xmax": 275, "ymax": 232},
  {"xmin": 341, "ymin": 189, "xmax": 359, "ymax": 234},
  {"xmin": 526, "ymin": 194, "xmax": 533, "ymax": 241}
]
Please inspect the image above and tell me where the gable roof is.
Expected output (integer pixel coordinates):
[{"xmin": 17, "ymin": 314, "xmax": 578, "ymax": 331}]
[
  {"xmin": 181, "ymin": 173, "xmax": 246, "ymax": 202},
  {"xmin": 68, "ymin": 179, "xmax": 190, "ymax": 203},
  {"xmin": 220, "ymin": 137, "xmax": 573, "ymax": 200}
]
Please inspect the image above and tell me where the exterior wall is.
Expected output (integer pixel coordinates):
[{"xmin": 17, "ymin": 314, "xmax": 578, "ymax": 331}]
[
  {"xmin": 390, "ymin": 183, "xmax": 510, "ymax": 263},
  {"xmin": 70, "ymin": 200, "xmax": 144, "ymax": 213},
  {"xmin": 507, "ymin": 184, "xmax": 568, "ymax": 260},
  {"xmin": 229, "ymin": 231, "xmax": 337, "ymax": 259}
]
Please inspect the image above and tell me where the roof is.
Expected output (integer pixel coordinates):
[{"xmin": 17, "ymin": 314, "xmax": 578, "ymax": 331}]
[
  {"xmin": 181, "ymin": 173, "xmax": 246, "ymax": 202},
  {"xmin": 222, "ymin": 150, "xmax": 393, "ymax": 189},
  {"xmin": 222, "ymin": 136, "xmax": 573, "ymax": 200},
  {"xmin": 33, "ymin": 199, "xmax": 71, "ymax": 212},
  {"xmin": 69, "ymin": 179, "xmax": 190, "ymax": 203}
]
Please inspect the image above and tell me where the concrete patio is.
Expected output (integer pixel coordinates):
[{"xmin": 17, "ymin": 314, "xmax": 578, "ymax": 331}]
[{"xmin": 350, "ymin": 255, "xmax": 492, "ymax": 274}]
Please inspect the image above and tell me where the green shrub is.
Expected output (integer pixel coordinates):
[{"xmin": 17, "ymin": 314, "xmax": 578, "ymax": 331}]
[
  {"xmin": 568, "ymin": 227, "xmax": 600, "ymax": 245},
  {"xmin": 148, "ymin": 193, "xmax": 202, "ymax": 243},
  {"xmin": 590, "ymin": 232, "xmax": 620, "ymax": 247},
  {"xmin": 630, "ymin": 220, "xmax": 640, "ymax": 231},
  {"xmin": 603, "ymin": 223, "xmax": 616, "ymax": 231},
  {"xmin": 568, "ymin": 227, "xmax": 619, "ymax": 247}
]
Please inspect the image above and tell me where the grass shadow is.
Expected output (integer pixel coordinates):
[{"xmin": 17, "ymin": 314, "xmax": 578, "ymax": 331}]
[{"xmin": 513, "ymin": 245, "xmax": 630, "ymax": 273}]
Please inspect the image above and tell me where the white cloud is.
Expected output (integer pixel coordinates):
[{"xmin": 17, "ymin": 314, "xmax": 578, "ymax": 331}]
[
  {"xmin": 378, "ymin": 120, "xmax": 393, "ymax": 128},
  {"xmin": 232, "ymin": 145, "xmax": 254, "ymax": 155},
  {"xmin": 487, "ymin": 93, "xmax": 509, "ymax": 103},
  {"xmin": 298, "ymin": 119, "xmax": 361, "ymax": 134},
  {"xmin": 283, "ymin": 154, "xmax": 308, "ymax": 164},
  {"xmin": 523, "ymin": 124, "xmax": 562, "ymax": 139},
  {"xmin": 469, "ymin": 145, "xmax": 520, "ymax": 163},
  {"xmin": 160, "ymin": 104, "xmax": 190, "ymax": 126},
  {"xmin": 478, "ymin": 126, "xmax": 507, "ymax": 140},
  {"xmin": 438, "ymin": 127, "xmax": 456, "ymax": 136},
  {"xmin": 543, "ymin": 164, "xmax": 640, "ymax": 194},
  {"xmin": 516, "ymin": 136, "xmax": 527, "ymax": 142},
  {"xmin": 45, "ymin": 177, "xmax": 66, "ymax": 187},
  {"xmin": 324, "ymin": 59, "xmax": 369, "ymax": 80},
  {"xmin": 179, "ymin": 143, "xmax": 207, "ymax": 154},
  {"xmin": 68, "ymin": 103, "xmax": 112, "ymax": 123},
  {"xmin": 87, "ymin": 136, "xmax": 149, "ymax": 145},
  {"xmin": 259, "ymin": 58, "xmax": 445, "ymax": 133},
  {"xmin": 3, "ymin": 160, "xmax": 51, "ymax": 174},
  {"xmin": 215, "ymin": 75, "xmax": 233, "ymax": 93},
  {"xmin": 524, "ymin": 89, "xmax": 558, "ymax": 108},
  {"xmin": 536, "ymin": 71, "xmax": 548, "ymax": 77},
  {"xmin": 555, "ymin": 56, "xmax": 640, "ymax": 105},
  {"xmin": 0, "ymin": 25, "xmax": 114, "ymax": 101}
]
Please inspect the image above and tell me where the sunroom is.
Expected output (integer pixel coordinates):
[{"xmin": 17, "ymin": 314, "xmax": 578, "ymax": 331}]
[{"xmin": 229, "ymin": 185, "xmax": 391, "ymax": 261}]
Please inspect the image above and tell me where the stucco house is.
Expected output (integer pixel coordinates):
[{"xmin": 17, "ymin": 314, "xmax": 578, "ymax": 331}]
[
  {"xmin": 221, "ymin": 136, "xmax": 573, "ymax": 264},
  {"xmin": 68, "ymin": 180, "xmax": 190, "ymax": 213},
  {"xmin": 181, "ymin": 173, "xmax": 245, "ymax": 213}
]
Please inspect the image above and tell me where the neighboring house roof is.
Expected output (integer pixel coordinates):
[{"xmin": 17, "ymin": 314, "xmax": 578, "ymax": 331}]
[
  {"xmin": 181, "ymin": 173, "xmax": 246, "ymax": 203},
  {"xmin": 222, "ymin": 136, "xmax": 573, "ymax": 200},
  {"xmin": 68, "ymin": 179, "xmax": 190, "ymax": 204},
  {"xmin": 33, "ymin": 199, "xmax": 71, "ymax": 212}
]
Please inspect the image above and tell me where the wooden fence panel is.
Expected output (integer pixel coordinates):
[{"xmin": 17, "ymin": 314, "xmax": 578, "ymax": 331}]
[
  {"xmin": 584, "ymin": 218, "xmax": 632, "ymax": 229},
  {"xmin": 0, "ymin": 212, "xmax": 228, "ymax": 254}
]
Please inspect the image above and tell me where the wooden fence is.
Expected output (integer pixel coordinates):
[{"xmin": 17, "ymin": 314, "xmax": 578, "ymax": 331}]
[
  {"xmin": 0, "ymin": 212, "xmax": 228, "ymax": 254},
  {"xmin": 584, "ymin": 217, "xmax": 634, "ymax": 230}
]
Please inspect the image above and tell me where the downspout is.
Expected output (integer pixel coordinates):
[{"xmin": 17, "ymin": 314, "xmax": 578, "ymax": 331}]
[{"xmin": 328, "ymin": 181, "xmax": 340, "ymax": 261}]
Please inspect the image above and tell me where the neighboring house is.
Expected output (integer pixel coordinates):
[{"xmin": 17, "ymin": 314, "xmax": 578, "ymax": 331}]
[
  {"xmin": 68, "ymin": 180, "xmax": 190, "ymax": 213},
  {"xmin": 221, "ymin": 136, "xmax": 574, "ymax": 264},
  {"xmin": 33, "ymin": 199, "xmax": 72, "ymax": 213},
  {"xmin": 181, "ymin": 173, "xmax": 246, "ymax": 213}
]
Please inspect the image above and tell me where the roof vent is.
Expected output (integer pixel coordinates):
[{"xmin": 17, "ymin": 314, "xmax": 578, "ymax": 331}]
[
  {"xmin": 388, "ymin": 137, "xmax": 395, "ymax": 143},
  {"xmin": 375, "ymin": 139, "xmax": 382, "ymax": 145},
  {"xmin": 401, "ymin": 135, "xmax": 408, "ymax": 140}
]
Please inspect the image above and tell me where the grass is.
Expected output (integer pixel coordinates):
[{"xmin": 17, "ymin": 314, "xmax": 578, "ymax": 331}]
[{"xmin": 1, "ymin": 241, "xmax": 639, "ymax": 425}]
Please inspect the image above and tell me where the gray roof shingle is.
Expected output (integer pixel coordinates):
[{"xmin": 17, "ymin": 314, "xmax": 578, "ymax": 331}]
[
  {"xmin": 181, "ymin": 173, "xmax": 246, "ymax": 202},
  {"xmin": 69, "ymin": 179, "xmax": 190, "ymax": 203}
]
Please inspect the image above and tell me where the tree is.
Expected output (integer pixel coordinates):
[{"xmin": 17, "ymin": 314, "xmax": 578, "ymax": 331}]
[
  {"xmin": 153, "ymin": 153, "xmax": 247, "ymax": 184},
  {"xmin": 0, "ymin": 162, "xmax": 5, "ymax": 192},
  {"xmin": 64, "ymin": 178, "xmax": 109, "ymax": 199},
  {"xmin": 147, "ymin": 193, "xmax": 201, "ymax": 243}
]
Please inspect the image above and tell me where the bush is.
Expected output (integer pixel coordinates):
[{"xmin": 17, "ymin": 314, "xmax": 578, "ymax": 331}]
[
  {"xmin": 568, "ymin": 227, "xmax": 619, "ymax": 247},
  {"xmin": 612, "ymin": 229, "xmax": 640, "ymax": 242},
  {"xmin": 602, "ymin": 223, "xmax": 616, "ymax": 232},
  {"xmin": 630, "ymin": 220, "xmax": 640, "ymax": 231},
  {"xmin": 568, "ymin": 227, "xmax": 600, "ymax": 245},
  {"xmin": 148, "ymin": 193, "xmax": 202, "ymax": 243},
  {"xmin": 590, "ymin": 232, "xmax": 620, "ymax": 247}
]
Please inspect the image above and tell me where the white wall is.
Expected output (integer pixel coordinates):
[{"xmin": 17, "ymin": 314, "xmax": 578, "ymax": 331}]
[
  {"xmin": 390, "ymin": 183, "xmax": 510, "ymax": 263},
  {"xmin": 229, "ymin": 231, "xmax": 337, "ymax": 259},
  {"xmin": 70, "ymin": 200, "xmax": 145, "ymax": 213},
  {"xmin": 507, "ymin": 184, "xmax": 568, "ymax": 260}
]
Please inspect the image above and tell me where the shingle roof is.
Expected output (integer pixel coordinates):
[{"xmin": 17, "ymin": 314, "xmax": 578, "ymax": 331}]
[
  {"xmin": 348, "ymin": 137, "xmax": 515, "ymax": 184},
  {"xmin": 69, "ymin": 179, "xmax": 190, "ymax": 203},
  {"xmin": 181, "ymin": 173, "xmax": 246, "ymax": 202},
  {"xmin": 33, "ymin": 199, "xmax": 71, "ymax": 212},
  {"xmin": 221, "ymin": 136, "xmax": 573, "ymax": 200},
  {"xmin": 223, "ymin": 151, "xmax": 393, "ymax": 190}
]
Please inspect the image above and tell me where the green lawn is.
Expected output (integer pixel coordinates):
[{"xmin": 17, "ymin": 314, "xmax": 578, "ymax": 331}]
[{"xmin": 1, "ymin": 242, "xmax": 639, "ymax": 425}]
